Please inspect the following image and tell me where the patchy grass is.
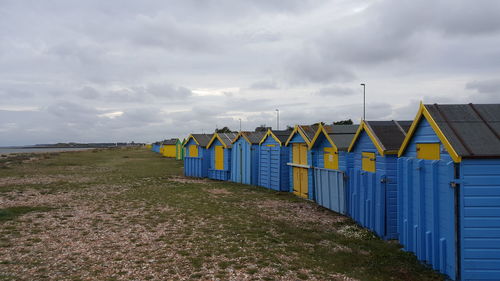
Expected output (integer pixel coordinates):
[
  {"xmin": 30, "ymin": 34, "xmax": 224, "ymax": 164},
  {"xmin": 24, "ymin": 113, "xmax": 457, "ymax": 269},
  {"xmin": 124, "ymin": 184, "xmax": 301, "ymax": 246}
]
[
  {"xmin": 0, "ymin": 147, "xmax": 444, "ymax": 280},
  {"xmin": 0, "ymin": 206, "xmax": 52, "ymax": 222}
]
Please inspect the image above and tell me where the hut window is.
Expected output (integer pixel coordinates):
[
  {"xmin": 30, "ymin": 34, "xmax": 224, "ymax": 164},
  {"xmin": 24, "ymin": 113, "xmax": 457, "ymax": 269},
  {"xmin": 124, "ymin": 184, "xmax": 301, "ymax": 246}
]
[
  {"xmin": 416, "ymin": 143, "xmax": 440, "ymax": 160},
  {"xmin": 362, "ymin": 152, "xmax": 376, "ymax": 172},
  {"xmin": 323, "ymin": 147, "xmax": 338, "ymax": 170},
  {"xmin": 215, "ymin": 146, "xmax": 224, "ymax": 170},
  {"xmin": 189, "ymin": 145, "xmax": 198, "ymax": 157}
]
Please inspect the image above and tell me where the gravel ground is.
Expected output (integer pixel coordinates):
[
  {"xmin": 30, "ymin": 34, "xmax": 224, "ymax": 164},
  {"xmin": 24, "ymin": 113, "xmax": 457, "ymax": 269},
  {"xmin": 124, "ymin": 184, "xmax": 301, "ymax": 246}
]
[{"xmin": 0, "ymin": 148, "xmax": 444, "ymax": 281}]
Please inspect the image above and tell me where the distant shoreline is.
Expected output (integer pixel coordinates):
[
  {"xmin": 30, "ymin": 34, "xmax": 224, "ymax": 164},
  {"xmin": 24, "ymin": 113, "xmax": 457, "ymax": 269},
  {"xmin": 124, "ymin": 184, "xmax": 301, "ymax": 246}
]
[{"xmin": 0, "ymin": 147, "xmax": 100, "ymax": 155}]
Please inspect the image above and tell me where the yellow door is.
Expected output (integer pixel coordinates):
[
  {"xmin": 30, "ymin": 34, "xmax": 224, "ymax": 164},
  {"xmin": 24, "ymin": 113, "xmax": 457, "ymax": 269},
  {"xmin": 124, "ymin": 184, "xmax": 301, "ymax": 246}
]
[
  {"xmin": 215, "ymin": 146, "xmax": 224, "ymax": 170},
  {"xmin": 300, "ymin": 167, "xmax": 308, "ymax": 198},
  {"xmin": 323, "ymin": 147, "xmax": 338, "ymax": 170},
  {"xmin": 189, "ymin": 145, "xmax": 198, "ymax": 157},
  {"xmin": 293, "ymin": 167, "xmax": 301, "ymax": 194},
  {"xmin": 362, "ymin": 152, "xmax": 376, "ymax": 172},
  {"xmin": 416, "ymin": 143, "xmax": 440, "ymax": 160},
  {"xmin": 292, "ymin": 143, "xmax": 309, "ymax": 198}
]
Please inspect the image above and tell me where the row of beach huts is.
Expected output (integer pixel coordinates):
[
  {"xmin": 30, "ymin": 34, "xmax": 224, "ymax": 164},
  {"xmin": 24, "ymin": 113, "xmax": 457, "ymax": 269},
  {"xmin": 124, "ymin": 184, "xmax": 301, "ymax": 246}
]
[{"xmin": 149, "ymin": 103, "xmax": 500, "ymax": 281}]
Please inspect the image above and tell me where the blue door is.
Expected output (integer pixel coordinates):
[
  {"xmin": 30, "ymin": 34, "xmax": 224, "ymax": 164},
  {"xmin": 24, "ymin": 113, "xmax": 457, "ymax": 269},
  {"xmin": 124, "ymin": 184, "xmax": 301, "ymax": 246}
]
[
  {"xmin": 350, "ymin": 168, "xmax": 388, "ymax": 238},
  {"xmin": 398, "ymin": 158, "xmax": 456, "ymax": 279},
  {"xmin": 313, "ymin": 168, "xmax": 347, "ymax": 214}
]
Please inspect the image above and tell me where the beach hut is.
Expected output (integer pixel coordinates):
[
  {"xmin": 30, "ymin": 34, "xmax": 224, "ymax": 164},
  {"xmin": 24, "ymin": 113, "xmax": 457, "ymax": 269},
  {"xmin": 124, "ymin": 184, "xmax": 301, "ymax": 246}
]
[
  {"xmin": 231, "ymin": 131, "xmax": 266, "ymax": 185},
  {"xmin": 152, "ymin": 142, "xmax": 161, "ymax": 153},
  {"xmin": 347, "ymin": 120, "xmax": 412, "ymax": 239},
  {"xmin": 183, "ymin": 134, "xmax": 214, "ymax": 178},
  {"xmin": 258, "ymin": 129, "xmax": 292, "ymax": 191},
  {"xmin": 397, "ymin": 103, "xmax": 500, "ymax": 281},
  {"xmin": 145, "ymin": 144, "xmax": 152, "ymax": 149},
  {"xmin": 284, "ymin": 125, "xmax": 318, "ymax": 198},
  {"xmin": 206, "ymin": 133, "xmax": 238, "ymax": 181},
  {"xmin": 308, "ymin": 124, "xmax": 358, "ymax": 214},
  {"xmin": 161, "ymin": 138, "xmax": 181, "ymax": 158}
]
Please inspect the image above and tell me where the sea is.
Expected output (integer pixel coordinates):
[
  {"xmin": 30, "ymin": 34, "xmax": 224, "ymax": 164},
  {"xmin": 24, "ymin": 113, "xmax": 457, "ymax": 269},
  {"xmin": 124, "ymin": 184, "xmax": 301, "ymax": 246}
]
[{"xmin": 0, "ymin": 147, "xmax": 96, "ymax": 155}]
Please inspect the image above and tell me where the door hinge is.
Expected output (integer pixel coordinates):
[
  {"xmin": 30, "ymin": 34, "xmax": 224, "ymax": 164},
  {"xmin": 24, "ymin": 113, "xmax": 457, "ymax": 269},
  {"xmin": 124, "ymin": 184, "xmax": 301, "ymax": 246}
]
[{"xmin": 380, "ymin": 176, "xmax": 388, "ymax": 183}]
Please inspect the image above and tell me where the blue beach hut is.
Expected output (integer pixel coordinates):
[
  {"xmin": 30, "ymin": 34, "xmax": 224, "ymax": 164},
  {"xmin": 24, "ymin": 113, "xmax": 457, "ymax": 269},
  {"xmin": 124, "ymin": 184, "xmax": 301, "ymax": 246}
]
[
  {"xmin": 152, "ymin": 142, "xmax": 161, "ymax": 153},
  {"xmin": 206, "ymin": 133, "xmax": 238, "ymax": 181},
  {"xmin": 231, "ymin": 131, "xmax": 266, "ymax": 185},
  {"xmin": 347, "ymin": 120, "xmax": 412, "ymax": 240},
  {"xmin": 284, "ymin": 125, "xmax": 318, "ymax": 199},
  {"xmin": 398, "ymin": 103, "xmax": 500, "ymax": 281},
  {"xmin": 308, "ymin": 123, "xmax": 358, "ymax": 214},
  {"xmin": 258, "ymin": 129, "xmax": 292, "ymax": 191},
  {"xmin": 183, "ymin": 133, "xmax": 213, "ymax": 178}
]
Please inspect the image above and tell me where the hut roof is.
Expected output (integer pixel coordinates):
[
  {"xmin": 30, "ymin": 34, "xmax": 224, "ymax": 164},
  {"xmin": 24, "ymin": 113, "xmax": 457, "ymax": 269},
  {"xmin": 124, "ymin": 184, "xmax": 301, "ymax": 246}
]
[
  {"xmin": 162, "ymin": 138, "xmax": 180, "ymax": 145},
  {"xmin": 285, "ymin": 124, "xmax": 319, "ymax": 146},
  {"xmin": 348, "ymin": 120, "xmax": 411, "ymax": 155},
  {"xmin": 186, "ymin": 134, "xmax": 214, "ymax": 148},
  {"xmin": 207, "ymin": 132, "xmax": 238, "ymax": 148},
  {"xmin": 399, "ymin": 103, "xmax": 500, "ymax": 162},
  {"xmin": 259, "ymin": 129, "xmax": 293, "ymax": 145},
  {"xmin": 232, "ymin": 131, "xmax": 267, "ymax": 145},
  {"xmin": 323, "ymin": 124, "xmax": 359, "ymax": 151}
]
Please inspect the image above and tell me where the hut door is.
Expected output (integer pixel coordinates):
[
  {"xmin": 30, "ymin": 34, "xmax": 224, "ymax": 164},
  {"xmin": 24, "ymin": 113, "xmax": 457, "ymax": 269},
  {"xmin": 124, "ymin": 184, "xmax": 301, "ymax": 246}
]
[
  {"xmin": 293, "ymin": 143, "xmax": 308, "ymax": 198},
  {"xmin": 259, "ymin": 146, "xmax": 271, "ymax": 188},
  {"xmin": 215, "ymin": 146, "xmax": 224, "ymax": 170}
]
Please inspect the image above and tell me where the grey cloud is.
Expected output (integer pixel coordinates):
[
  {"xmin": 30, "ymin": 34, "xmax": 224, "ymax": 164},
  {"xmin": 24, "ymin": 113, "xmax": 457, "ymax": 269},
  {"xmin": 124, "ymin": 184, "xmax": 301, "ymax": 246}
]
[
  {"xmin": 145, "ymin": 83, "xmax": 193, "ymax": 98},
  {"xmin": 46, "ymin": 101, "xmax": 101, "ymax": 123},
  {"xmin": 466, "ymin": 79, "xmax": 500, "ymax": 94},
  {"xmin": 285, "ymin": 50, "xmax": 355, "ymax": 84},
  {"xmin": 465, "ymin": 79, "xmax": 500, "ymax": 103},
  {"xmin": 314, "ymin": 86, "xmax": 355, "ymax": 97},
  {"xmin": 249, "ymin": 80, "xmax": 278, "ymax": 90},
  {"xmin": 76, "ymin": 86, "xmax": 100, "ymax": 100}
]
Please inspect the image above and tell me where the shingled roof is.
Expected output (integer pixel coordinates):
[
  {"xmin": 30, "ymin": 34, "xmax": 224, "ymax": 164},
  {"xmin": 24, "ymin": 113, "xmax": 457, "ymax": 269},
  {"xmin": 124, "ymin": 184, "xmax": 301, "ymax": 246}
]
[
  {"xmin": 271, "ymin": 129, "xmax": 293, "ymax": 144},
  {"xmin": 207, "ymin": 132, "xmax": 238, "ymax": 148},
  {"xmin": 422, "ymin": 103, "xmax": 500, "ymax": 158},
  {"xmin": 188, "ymin": 134, "xmax": 214, "ymax": 148},
  {"xmin": 365, "ymin": 121, "xmax": 412, "ymax": 151},
  {"xmin": 162, "ymin": 138, "xmax": 179, "ymax": 145},
  {"xmin": 233, "ymin": 131, "xmax": 267, "ymax": 144},
  {"xmin": 348, "ymin": 120, "xmax": 412, "ymax": 155},
  {"xmin": 285, "ymin": 124, "xmax": 320, "ymax": 146},
  {"xmin": 323, "ymin": 124, "xmax": 359, "ymax": 151}
]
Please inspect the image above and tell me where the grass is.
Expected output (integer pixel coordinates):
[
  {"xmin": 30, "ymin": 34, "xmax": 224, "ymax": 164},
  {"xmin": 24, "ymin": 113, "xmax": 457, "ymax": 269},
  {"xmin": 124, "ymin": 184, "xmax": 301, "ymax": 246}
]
[
  {"xmin": 0, "ymin": 147, "xmax": 445, "ymax": 280},
  {"xmin": 0, "ymin": 206, "xmax": 52, "ymax": 222}
]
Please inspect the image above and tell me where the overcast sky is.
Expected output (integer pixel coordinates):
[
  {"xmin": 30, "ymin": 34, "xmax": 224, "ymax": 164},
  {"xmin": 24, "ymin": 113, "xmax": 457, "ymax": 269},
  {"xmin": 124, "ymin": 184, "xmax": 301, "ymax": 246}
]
[{"xmin": 1, "ymin": 0, "xmax": 500, "ymax": 145}]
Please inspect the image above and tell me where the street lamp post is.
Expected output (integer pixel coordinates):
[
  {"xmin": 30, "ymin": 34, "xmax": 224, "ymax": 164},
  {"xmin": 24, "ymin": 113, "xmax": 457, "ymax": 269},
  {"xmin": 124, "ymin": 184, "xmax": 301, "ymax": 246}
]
[
  {"xmin": 275, "ymin": 109, "xmax": 280, "ymax": 130},
  {"xmin": 239, "ymin": 118, "xmax": 242, "ymax": 132},
  {"xmin": 360, "ymin": 83, "xmax": 366, "ymax": 120}
]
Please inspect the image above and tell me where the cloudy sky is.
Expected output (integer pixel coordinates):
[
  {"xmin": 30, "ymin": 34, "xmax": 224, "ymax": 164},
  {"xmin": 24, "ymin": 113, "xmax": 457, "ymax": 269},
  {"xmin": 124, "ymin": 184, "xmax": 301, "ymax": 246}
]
[{"xmin": 1, "ymin": 0, "xmax": 500, "ymax": 145}]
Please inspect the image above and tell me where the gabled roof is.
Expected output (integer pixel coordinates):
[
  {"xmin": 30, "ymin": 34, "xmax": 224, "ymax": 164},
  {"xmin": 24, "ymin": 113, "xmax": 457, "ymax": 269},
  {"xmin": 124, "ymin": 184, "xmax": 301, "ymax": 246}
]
[
  {"xmin": 162, "ymin": 138, "xmax": 180, "ymax": 145},
  {"xmin": 348, "ymin": 120, "xmax": 411, "ymax": 156},
  {"xmin": 309, "ymin": 124, "xmax": 358, "ymax": 150},
  {"xmin": 207, "ymin": 132, "xmax": 238, "ymax": 148},
  {"xmin": 285, "ymin": 124, "xmax": 319, "ymax": 146},
  {"xmin": 259, "ymin": 129, "xmax": 293, "ymax": 146},
  {"xmin": 398, "ymin": 103, "xmax": 500, "ymax": 162},
  {"xmin": 184, "ymin": 134, "xmax": 214, "ymax": 148},
  {"xmin": 232, "ymin": 131, "xmax": 266, "ymax": 145}
]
